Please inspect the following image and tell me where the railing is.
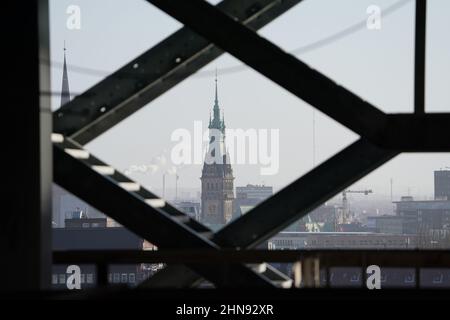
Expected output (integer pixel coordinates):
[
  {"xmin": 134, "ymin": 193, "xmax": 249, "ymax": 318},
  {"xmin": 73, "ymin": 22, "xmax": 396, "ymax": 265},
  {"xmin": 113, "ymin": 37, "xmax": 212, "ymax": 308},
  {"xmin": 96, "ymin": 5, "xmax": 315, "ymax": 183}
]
[{"xmin": 53, "ymin": 249, "xmax": 450, "ymax": 289}]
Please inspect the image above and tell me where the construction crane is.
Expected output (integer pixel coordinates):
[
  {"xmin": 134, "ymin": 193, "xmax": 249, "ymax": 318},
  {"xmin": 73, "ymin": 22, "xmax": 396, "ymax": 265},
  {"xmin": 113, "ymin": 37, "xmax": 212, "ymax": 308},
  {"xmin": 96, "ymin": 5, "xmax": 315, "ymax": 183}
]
[{"xmin": 339, "ymin": 189, "xmax": 373, "ymax": 225}]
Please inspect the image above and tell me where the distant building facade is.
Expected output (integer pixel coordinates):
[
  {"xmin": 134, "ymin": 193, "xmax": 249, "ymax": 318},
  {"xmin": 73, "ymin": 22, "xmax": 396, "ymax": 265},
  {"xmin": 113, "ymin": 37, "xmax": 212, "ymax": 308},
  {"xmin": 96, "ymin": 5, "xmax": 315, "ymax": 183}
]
[
  {"xmin": 435, "ymin": 169, "xmax": 450, "ymax": 200},
  {"xmin": 236, "ymin": 184, "xmax": 273, "ymax": 200},
  {"xmin": 52, "ymin": 185, "xmax": 110, "ymax": 228},
  {"xmin": 272, "ymin": 264, "xmax": 449, "ymax": 289},
  {"xmin": 200, "ymin": 75, "xmax": 234, "ymax": 227},
  {"xmin": 394, "ymin": 198, "xmax": 450, "ymax": 234},
  {"xmin": 380, "ymin": 171, "xmax": 450, "ymax": 248},
  {"xmin": 394, "ymin": 197, "xmax": 450, "ymax": 248},
  {"xmin": 366, "ymin": 215, "xmax": 404, "ymax": 234},
  {"xmin": 288, "ymin": 204, "xmax": 338, "ymax": 232},
  {"xmin": 52, "ymin": 214, "xmax": 162, "ymax": 289},
  {"xmin": 52, "ymin": 222, "xmax": 144, "ymax": 289},
  {"xmin": 64, "ymin": 216, "xmax": 107, "ymax": 229},
  {"xmin": 268, "ymin": 232, "xmax": 449, "ymax": 288},
  {"xmin": 268, "ymin": 232, "xmax": 416, "ymax": 250},
  {"xmin": 233, "ymin": 184, "xmax": 274, "ymax": 217}
]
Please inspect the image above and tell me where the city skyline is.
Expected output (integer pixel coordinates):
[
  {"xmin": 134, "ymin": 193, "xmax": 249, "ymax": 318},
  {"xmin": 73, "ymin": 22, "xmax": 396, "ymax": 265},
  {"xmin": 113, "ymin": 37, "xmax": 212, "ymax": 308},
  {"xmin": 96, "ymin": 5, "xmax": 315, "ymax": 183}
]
[
  {"xmin": 6, "ymin": 0, "xmax": 450, "ymax": 297},
  {"xmin": 49, "ymin": 0, "xmax": 449, "ymax": 198}
]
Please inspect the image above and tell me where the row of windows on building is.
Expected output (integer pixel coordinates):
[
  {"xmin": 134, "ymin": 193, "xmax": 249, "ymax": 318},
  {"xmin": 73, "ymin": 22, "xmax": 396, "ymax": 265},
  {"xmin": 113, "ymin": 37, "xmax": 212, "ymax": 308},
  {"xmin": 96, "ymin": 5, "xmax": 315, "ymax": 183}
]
[
  {"xmin": 204, "ymin": 193, "xmax": 233, "ymax": 200},
  {"xmin": 52, "ymin": 268, "xmax": 448, "ymax": 287},
  {"xmin": 109, "ymin": 273, "xmax": 136, "ymax": 284},
  {"xmin": 330, "ymin": 272, "xmax": 447, "ymax": 285},
  {"xmin": 329, "ymin": 273, "xmax": 416, "ymax": 284},
  {"xmin": 52, "ymin": 273, "xmax": 137, "ymax": 285},
  {"xmin": 79, "ymin": 222, "xmax": 103, "ymax": 228},
  {"xmin": 52, "ymin": 273, "xmax": 94, "ymax": 285},
  {"xmin": 278, "ymin": 265, "xmax": 448, "ymax": 286},
  {"xmin": 269, "ymin": 238, "xmax": 412, "ymax": 248},
  {"xmin": 205, "ymin": 182, "xmax": 232, "ymax": 190},
  {"xmin": 308, "ymin": 239, "xmax": 410, "ymax": 246}
]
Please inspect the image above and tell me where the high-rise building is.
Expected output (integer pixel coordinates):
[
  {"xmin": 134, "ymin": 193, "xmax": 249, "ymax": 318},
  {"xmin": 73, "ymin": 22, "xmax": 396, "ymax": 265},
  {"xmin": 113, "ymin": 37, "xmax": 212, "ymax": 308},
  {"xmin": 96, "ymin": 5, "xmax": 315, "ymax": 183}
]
[
  {"xmin": 394, "ymin": 197, "xmax": 450, "ymax": 235},
  {"xmin": 236, "ymin": 184, "xmax": 273, "ymax": 200},
  {"xmin": 234, "ymin": 184, "xmax": 273, "ymax": 217},
  {"xmin": 435, "ymin": 169, "xmax": 450, "ymax": 200},
  {"xmin": 366, "ymin": 215, "xmax": 404, "ymax": 234},
  {"xmin": 200, "ymin": 74, "xmax": 234, "ymax": 227}
]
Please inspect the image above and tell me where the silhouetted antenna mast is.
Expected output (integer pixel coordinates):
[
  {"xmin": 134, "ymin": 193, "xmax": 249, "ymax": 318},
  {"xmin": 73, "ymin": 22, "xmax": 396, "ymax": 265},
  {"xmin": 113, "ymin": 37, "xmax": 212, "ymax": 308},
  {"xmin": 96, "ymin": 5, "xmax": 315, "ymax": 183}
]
[
  {"xmin": 312, "ymin": 110, "xmax": 316, "ymax": 167},
  {"xmin": 390, "ymin": 178, "xmax": 393, "ymax": 202}
]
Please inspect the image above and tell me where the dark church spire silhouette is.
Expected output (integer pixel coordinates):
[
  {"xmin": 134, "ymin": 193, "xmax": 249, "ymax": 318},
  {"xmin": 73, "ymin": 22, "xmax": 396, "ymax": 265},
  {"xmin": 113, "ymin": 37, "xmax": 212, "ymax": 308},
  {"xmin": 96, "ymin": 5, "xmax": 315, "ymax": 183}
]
[{"xmin": 60, "ymin": 42, "xmax": 71, "ymax": 107}]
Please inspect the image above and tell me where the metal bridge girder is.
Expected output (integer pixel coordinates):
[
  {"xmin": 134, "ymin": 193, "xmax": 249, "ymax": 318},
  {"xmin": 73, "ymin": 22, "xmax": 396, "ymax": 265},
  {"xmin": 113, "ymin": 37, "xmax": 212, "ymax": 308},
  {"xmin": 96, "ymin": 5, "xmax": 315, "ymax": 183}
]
[
  {"xmin": 54, "ymin": 0, "xmax": 304, "ymax": 145},
  {"xmin": 142, "ymin": 0, "xmax": 445, "ymax": 286},
  {"xmin": 147, "ymin": 0, "xmax": 389, "ymax": 141},
  {"xmin": 54, "ymin": 137, "xmax": 274, "ymax": 287},
  {"xmin": 144, "ymin": 139, "xmax": 397, "ymax": 286},
  {"xmin": 52, "ymin": 0, "xmax": 448, "ymax": 288}
]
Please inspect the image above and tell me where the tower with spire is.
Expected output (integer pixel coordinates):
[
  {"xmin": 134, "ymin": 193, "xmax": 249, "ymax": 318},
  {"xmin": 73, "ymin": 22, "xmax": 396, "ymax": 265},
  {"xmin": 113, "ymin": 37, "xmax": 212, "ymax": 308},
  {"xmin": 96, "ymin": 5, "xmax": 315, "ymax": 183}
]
[
  {"xmin": 60, "ymin": 42, "xmax": 71, "ymax": 107},
  {"xmin": 200, "ymin": 72, "xmax": 235, "ymax": 227}
]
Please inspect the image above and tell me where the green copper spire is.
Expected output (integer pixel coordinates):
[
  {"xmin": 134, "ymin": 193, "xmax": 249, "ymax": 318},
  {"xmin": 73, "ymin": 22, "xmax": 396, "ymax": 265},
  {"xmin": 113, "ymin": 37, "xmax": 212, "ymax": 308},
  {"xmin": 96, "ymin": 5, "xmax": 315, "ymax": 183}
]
[
  {"xmin": 213, "ymin": 69, "xmax": 220, "ymax": 124},
  {"xmin": 209, "ymin": 69, "xmax": 225, "ymax": 133},
  {"xmin": 215, "ymin": 68, "xmax": 218, "ymax": 105}
]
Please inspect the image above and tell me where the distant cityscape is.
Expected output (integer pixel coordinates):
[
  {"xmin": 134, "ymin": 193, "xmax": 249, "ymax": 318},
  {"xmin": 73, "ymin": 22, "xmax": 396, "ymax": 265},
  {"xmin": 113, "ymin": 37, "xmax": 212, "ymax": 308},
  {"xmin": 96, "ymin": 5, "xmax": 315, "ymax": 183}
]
[{"xmin": 52, "ymin": 50, "xmax": 450, "ymax": 289}]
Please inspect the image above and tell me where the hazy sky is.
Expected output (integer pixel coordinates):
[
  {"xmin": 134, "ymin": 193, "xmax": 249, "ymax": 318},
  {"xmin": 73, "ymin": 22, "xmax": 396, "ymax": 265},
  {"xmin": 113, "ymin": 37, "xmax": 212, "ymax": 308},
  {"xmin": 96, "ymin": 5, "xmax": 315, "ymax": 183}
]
[{"xmin": 49, "ymin": 0, "xmax": 449, "ymax": 200}]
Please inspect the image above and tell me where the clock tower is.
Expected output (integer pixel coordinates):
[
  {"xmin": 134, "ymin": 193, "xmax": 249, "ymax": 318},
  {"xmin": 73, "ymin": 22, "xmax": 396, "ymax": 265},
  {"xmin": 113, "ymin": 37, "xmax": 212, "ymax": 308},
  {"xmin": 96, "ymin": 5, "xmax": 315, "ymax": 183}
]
[{"xmin": 200, "ymin": 73, "xmax": 234, "ymax": 227}]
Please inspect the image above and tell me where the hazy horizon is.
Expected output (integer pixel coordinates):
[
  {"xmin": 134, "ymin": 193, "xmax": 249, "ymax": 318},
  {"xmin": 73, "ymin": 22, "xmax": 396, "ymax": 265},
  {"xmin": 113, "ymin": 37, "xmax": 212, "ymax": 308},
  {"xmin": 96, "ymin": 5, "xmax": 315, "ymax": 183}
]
[{"xmin": 49, "ymin": 0, "xmax": 450, "ymax": 199}]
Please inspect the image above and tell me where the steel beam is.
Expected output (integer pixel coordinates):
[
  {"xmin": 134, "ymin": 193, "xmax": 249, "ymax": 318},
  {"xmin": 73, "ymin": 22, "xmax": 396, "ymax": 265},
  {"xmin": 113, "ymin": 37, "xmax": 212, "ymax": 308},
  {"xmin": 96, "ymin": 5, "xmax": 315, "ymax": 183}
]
[
  {"xmin": 144, "ymin": 139, "xmax": 398, "ymax": 286},
  {"xmin": 53, "ymin": 249, "xmax": 450, "ymax": 267},
  {"xmin": 54, "ymin": 147, "xmax": 214, "ymax": 249},
  {"xmin": 1, "ymin": 1, "xmax": 52, "ymax": 291},
  {"xmin": 141, "ymin": 0, "xmax": 446, "ymax": 285},
  {"xmin": 383, "ymin": 114, "xmax": 450, "ymax": 151},
  {"xmin": 147, "ymin": 0, "xmax": 389, "ymax": 141},
  {"xmin": 54, "ymin": 0, "xmax": 303, "ymax": 144},
  {"xmin": 414, "ymin": 0, "xmax": 427, "ymax": 114},
  {"xmin": 54, "ymin": 143, "xmax": 273, "ymax": 287},
  {"xmin": 53, "ymin": 0, "xmax": 449, "ymax": 290},
  {"xmin": 214, "ymin": 140, "xmax": 398, "ymax": 248}
]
